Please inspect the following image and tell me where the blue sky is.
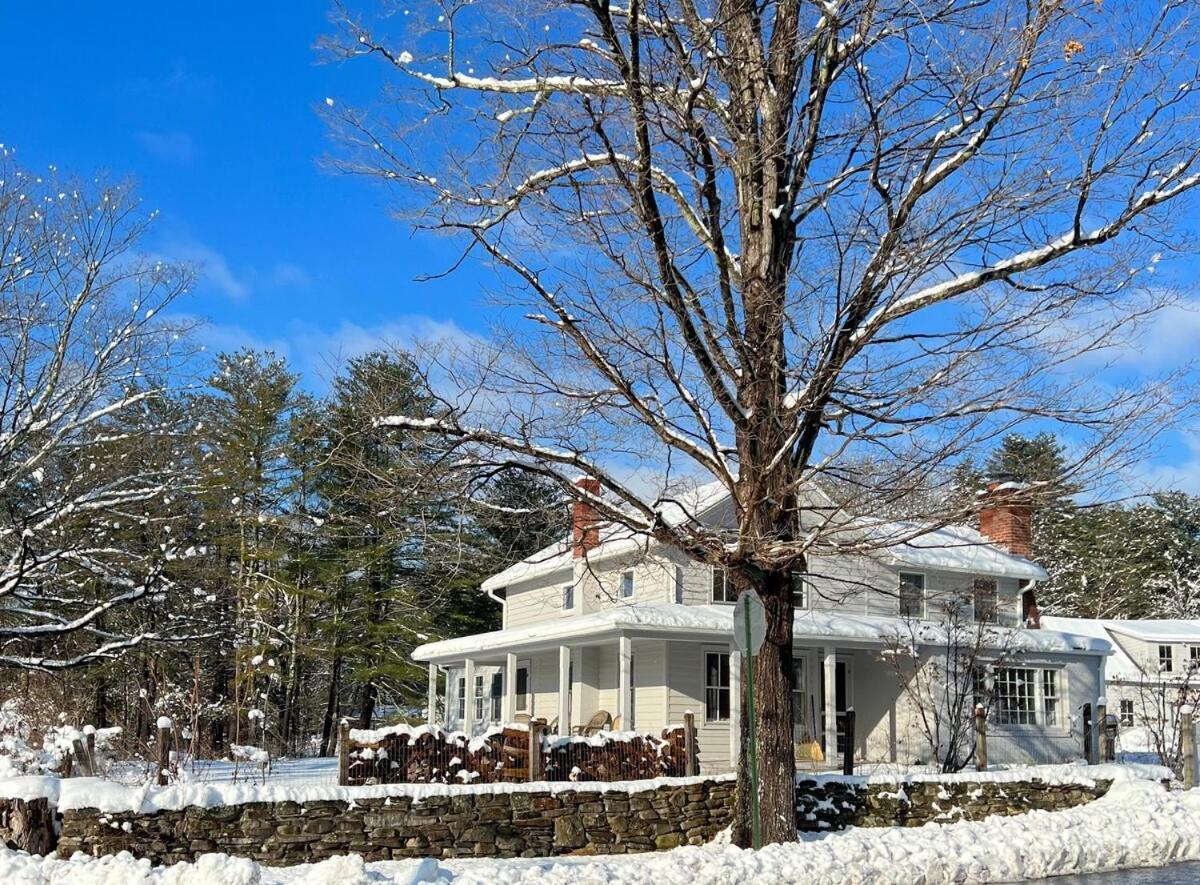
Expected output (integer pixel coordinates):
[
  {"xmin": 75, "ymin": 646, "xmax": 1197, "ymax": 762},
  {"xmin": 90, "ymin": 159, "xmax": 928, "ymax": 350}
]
[
  {"xmin": 1, "ymin": 0, "xmax": 486, "ymax": 385},
  {"xmin": 3, "ymin": 1, "xmax": 1198, "ymax": 492}
]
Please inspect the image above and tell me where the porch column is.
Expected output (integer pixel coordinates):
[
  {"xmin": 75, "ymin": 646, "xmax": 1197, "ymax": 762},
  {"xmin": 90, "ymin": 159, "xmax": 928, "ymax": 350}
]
[
  {"xmin": 617, "ymin": 635, "xmax": 633, "ymax": 728},
  {"xmin": 823, "ymin": 648, "xmax": 837, "ymax": 762},
  {"xmin": 557, "ymin": 645, "xmax": 571, "ymax": 734},
  {"xmin": 463, "ymin": 657, "xmax": 476, "ymax": 737},
  {"xmin": 730, "ymin": 643, "xmax": 742, "ymax": 765},
  {"xmin": 504, "ymin": 652, "xmax": 517, "ymax": 724},
  {"xmin": 427, "ymin": 662, "xmax": 439, "ymax": 727}
]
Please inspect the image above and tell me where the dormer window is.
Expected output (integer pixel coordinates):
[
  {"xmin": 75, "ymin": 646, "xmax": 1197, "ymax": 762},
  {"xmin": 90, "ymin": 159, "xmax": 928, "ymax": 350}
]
[
  {"xmin": 1159, "ymin": 645, "xmax": 1173, "ymax": 673},
  {"xmin": 899, "ymin": 572, "xmax": 926, "ymax": 619},
  {"xmin": 620, "ymin": 569, "xmax": 635, "ymax": 599},
  {"xmin": 973, "ymin": 577, "xmax": 998, "ymax": 623},
  {"xmin": 562, "ymin": 584, "xmax": 575, "ymax": 611},
  {"xmin": 711, "ymin": 567, "xmax": 735, "ymax": 604}
]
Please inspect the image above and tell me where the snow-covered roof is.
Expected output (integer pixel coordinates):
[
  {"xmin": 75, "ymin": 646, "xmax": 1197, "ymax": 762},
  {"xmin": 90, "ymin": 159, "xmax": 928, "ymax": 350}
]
[
  {"xmin": 414, "ymin": 602, "xmax": 1108, "ymax": 662},
  {"xmin": 1041, "ymin": 616, "xmax": 1200, "ymax": 682},
  {"xmin": 482, "ymin": 482, "xmax": 1047, "ymax": 592}
]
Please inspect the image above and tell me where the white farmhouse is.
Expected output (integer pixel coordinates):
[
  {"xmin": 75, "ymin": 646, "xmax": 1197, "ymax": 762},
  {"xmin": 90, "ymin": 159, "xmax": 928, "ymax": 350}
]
[
  {"xmin": 414, "ymin": 481, "xmax": 1110, "ymax": 772},
  {"xmin": 1041, "ymin": 616, "xmax": 1200, "ymax": 743}
]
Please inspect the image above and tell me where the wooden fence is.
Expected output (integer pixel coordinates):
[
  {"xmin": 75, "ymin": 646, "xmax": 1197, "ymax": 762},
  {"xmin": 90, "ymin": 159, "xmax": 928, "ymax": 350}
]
[{"xmin": 337, "ymin": 713, "xmax": 699, "ymax": 786}]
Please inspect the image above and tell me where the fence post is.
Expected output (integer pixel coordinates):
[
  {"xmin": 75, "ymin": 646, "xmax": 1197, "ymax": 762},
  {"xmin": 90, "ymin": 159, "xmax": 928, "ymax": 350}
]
[
  {"xmin": 683, "ymin": 711, "xmax": 698, "ymax": 777},
  {"xmin": 1181, "ymin": 705, "xmax": 1196, "ymax": 790},
  {"xmin": 842, "ymin": 709, "xmax": 855, "ymax": 776},
  {"xmin": 337, "ymin": 719, "xmax": 351, "ymax": 786},
  {"xmin": 71, "ymin": 737, "xmax": 93, "ymax": 778},
  {"xmin": 974, "ymin": 705, "xmax": 988, "ymax": 772},
  {"xmin": 156, "ymin": 716, "xmax": 172, "ymax": 786},
  {"xmin": 84, "ymin": 726, "xmax": 97, "ymax": 774},
  {"xmin": 528, "ymin": 719, "xmax": 544, "ymax": 781}
]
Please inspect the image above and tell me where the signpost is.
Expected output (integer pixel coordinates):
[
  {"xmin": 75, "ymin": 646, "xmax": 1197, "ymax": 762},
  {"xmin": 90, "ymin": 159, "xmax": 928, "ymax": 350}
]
[{"xmin": 733, "ymin": 589, "xmax": 766, "ymax": 849}]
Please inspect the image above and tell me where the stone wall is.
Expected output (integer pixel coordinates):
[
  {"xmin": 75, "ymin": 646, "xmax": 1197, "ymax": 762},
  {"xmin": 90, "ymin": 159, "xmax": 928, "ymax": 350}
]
[
  {"xmin": 57, "ymin": 780, "xmax": 736, "ymax": 866},
  {"xmin": 795, "ymin": 777, "xmax": 1112, "ymax": 831},
  {"xmin": 50, "ymin": 775, "xmax": 1113, "ymax": 866}
]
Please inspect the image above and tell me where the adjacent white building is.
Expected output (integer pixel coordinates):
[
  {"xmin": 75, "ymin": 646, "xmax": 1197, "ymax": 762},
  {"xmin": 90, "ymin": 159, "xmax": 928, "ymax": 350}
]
[
  {"xmin": 1041, "ymin": 616, "xmax": 1200, "ymax": 741},
  {"xmin": 414, "ymin": 482, "xmax": 1110, "ymax": 772}
]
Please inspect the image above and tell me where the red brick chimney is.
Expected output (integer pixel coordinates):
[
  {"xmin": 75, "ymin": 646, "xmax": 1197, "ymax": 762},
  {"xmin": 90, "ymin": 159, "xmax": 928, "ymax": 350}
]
[
  {"xmin": 978, "ymin": 481, "xmax": 1033, "ymax": 558},
  {"xmin": 571, "ymin": 477, "xmax": 602, "ymax": 558}
]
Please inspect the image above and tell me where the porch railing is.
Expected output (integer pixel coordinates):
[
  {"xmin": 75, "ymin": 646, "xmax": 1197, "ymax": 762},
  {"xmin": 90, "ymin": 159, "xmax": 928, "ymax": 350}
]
[{"xmin": 336, "ymin": 713, "xmax": 698, "ymax": 786}]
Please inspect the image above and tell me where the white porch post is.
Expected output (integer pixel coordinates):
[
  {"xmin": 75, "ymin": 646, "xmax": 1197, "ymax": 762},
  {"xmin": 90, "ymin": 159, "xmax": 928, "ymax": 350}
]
[
  {"xmin": 617, "ymin": 635, "xmax": 633, "ymax": 728},
  {"xmin": 823, "ymin": 648, "xmax": 837, "ymax": 762},
  {"xmin": 427, "ymin": 662, "xmax": 439, "ymax": 726},
  {"xmin": 463, "ymin": 658, "xmax": 476, "ymax": 737},
  {"xmin": 504, "ymin": 652, "xmax": 517, "ymax": 724},
  {"xmin": 558, "ymin": 645, "xmax": 571, "ymax": 734},
  {"xmin": 730, "ymin": 643, "xmax": 742, "ymax": 766}
]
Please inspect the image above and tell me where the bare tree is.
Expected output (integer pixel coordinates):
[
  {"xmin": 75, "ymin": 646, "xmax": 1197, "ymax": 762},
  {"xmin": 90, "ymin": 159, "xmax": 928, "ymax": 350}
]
[
  {"xmin": 325, "ymin": 0, "xmax": 1200, "ymax": 843},
  {"xmin": 878, "ymin": 592, "xmax": 1014, "ymax": 773},
  {"xmin": 0, "ymin": 149, "xmax": 195, "ymax": 670},
  {"xmin": 1126, "ymin": 657, "xmax": 1200, "ymax": 777}
]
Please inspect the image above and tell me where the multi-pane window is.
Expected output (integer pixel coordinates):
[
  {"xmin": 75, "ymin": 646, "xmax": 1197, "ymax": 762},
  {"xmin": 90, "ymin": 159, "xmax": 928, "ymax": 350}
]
[
  {"xmin": 973, "ymin": 578, "xmax": 998, "ymax": 623},
  {"xmin": 994, "ymin": 667, "xmax": 1063, "ymax": 726},
  {"xmin": 1191, "ymin": 646, "xmax": 1200, "ymax": 668},
  {"xmin": 711, "ymin": 567, "xmax": 735, "ymax": 604},
  {"xmin": 1159, "ymin": 645, "xmax": 1174, "ymax": 673},
  {"xmin": 674, "ymin": 566, "xmax": 685, "ymax": 604},
  {"xmin": 1041, "ymin": 669, "xmax": 1060, "ymax": 726},
  {"xmin": 972, "ymin": 666, "xmax": 990, "ymax": 712},
  {"xmin": 1119, "ymin": 699, "xmax": 1135, "ymax": 727},
  {"xmin": 620, "ymin": 569, "xmax": 635, "ymax": 598},
  {"xmin": 704, "ymin": 652, "xmax": 731, "ymax": 722},
  {"xmin": 791, "ymin": 658, "xmax": 809, "ymax": 737},
  {"xmin": 792, "ymin": 573, "xmax": 809, "ymax": 610},
  {"xmin": 457, "ymin": 676, "xmax": 466, "ymax": 721},
  {"xmin": 899, "ymin": 572, "xmax": 926, "ymax": 619},
  {"xmin": 562, "ymin": 584, "xmax": 575, "ymax": 610}
]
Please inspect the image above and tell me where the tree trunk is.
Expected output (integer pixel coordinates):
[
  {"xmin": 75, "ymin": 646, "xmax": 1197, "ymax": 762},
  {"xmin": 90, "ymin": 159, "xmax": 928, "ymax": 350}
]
[
  {"xmin": 734, "ymin": 567, "xmax": 796, "ymax": 846},
  {"xmin": 358, "ymin": 680, "xmax": 377, "ymax": 730},
  {"xmin": 320, "ymin": 654, "xmax": 343, "ymax": 757}
]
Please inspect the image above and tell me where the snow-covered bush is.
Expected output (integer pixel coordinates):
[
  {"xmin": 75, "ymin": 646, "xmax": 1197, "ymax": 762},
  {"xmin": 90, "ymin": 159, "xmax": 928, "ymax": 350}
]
[{"xmin": 0, "ymin": 699, "xmax": 121, "ymax": 777}]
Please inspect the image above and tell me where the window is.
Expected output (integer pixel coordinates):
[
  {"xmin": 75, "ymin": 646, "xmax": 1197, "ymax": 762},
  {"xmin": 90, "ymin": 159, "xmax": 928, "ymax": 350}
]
[
  {"xmin": 620, "ymin": 569, "xmax": 635, "ymax": 599},
  {"xmin": 1191, "ymin": 646, "xmax": 1200, "ymax": 668},
  {"xmin": 994, "ymin": 668, "xmax": 1036, "ymax": 725},
  {"xmin": 792, "ymin": 658, "xmax": 809, "ymax": 738},
  {"xmin": 711, "ymin": 567, "xmax": 735, "ymax": 604},
  {"xmin": 474, "ymin": 674, "xmax": 486, "ymax": 722},
  {"xmin": 704, "ymin": 652, "xmax": 731, "ymax": 722},
  {"xmin": 1119, "ymin": 699, "xmax": 1135, "ymax": 727},
  {"xmin": 457, "ymin": 676, "xmax": 466, "ymax": 722},
  {"xmin": 562, "ymin": 584, "xmax": 575, "ymax": 610},
  {"xmin": 899, "ymin": 572, "xmax": 926, "ymax": 619},
  {"xmin": 973, "ymin": 578, "xmax": 998, "ymax": 623},
  {"xmin": 1041, "ymin": 669, "xmax": 1060, "ymax": 726},
  {"xmin": 1159, "ymin": 645, "xmax": 1174, "ymax": 673},
  {"xmin": 971, "ymin": 666, "xmax": 990, "ymax": 712},
  {"xmin": 792, "ymin": 573, "xmax": 809, "ymax": 610},
  {"xmin": 674, "ymin": 566, "xmax": 685, "ymax": 604},
  {"xmin": 515, "ymin": 663, "xmax": 530, "ymax": 715},
  {"xmin": 994, "ymin": 667, "xmax": 1063, "ymax": 727}
]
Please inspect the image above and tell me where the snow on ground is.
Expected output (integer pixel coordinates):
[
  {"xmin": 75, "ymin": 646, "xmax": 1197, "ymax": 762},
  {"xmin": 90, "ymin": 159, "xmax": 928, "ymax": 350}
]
[{"xmin": 1, "ymin": 769, "xmax": 1198, "ymax": 884}]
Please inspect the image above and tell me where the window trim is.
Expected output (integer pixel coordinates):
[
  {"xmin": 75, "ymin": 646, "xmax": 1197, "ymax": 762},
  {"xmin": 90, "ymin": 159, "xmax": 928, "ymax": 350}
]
[
  {"xmin": 562, "ymin": 583, "xmax": 575, "ymax": 611},
  {"xmin": 703, "ymin": 649, "xmax": 732, "ymax": 723},
  {"xmin": 711, "ymin": 566, "xmax": 735, "ymax": 605},
  {"xmin": 991, "ymin": 665, "xmax": 1066, "ymax": 730},
  {"xmin": 1159, "ymin": 644, "xmax": 1174, "ymax": 673},
  {"xmin": 620, "ymin": 568, "xmax": 635, "ymax": 599},
  {"xmin": 1119, "ymin": 699, "xmax": 1135, "ymax": 727},
  {"xmin": 792, "ymin": 573, "xmax": 810, "ymax": 611},
  {"xmin": 898, "ymin": 571, "xmax": 927, "ymax": 620}
]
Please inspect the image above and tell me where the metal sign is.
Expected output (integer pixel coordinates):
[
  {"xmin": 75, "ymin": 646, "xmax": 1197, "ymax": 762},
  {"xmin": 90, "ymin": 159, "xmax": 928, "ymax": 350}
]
[{"xmin": 733, "ymin": 589, "xmax": 767, "ymax": 654}]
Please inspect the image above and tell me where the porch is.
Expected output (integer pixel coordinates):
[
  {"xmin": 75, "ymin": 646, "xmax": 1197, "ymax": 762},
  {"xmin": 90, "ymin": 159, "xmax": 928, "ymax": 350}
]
[{"xmin": 412, "ymin": 603, "xmax": 897, "ymax": 772}]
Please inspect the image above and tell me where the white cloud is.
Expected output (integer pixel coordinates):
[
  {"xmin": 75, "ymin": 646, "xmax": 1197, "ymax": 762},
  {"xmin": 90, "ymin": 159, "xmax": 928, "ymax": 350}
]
[
  {"xmin": 157, "ymin": 238, "xmax": 250, "ymax": 300},
  {"xmin": 1126, "ymin": 431, "xmax": 1200, "ymax": 497},
  {"xmin": 134, "ymin": 130, "xmax": 197, "ymax": 164},
  {"xmin": 192, "ymin": 315, "xmax": 479, "ymax": 390}
]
